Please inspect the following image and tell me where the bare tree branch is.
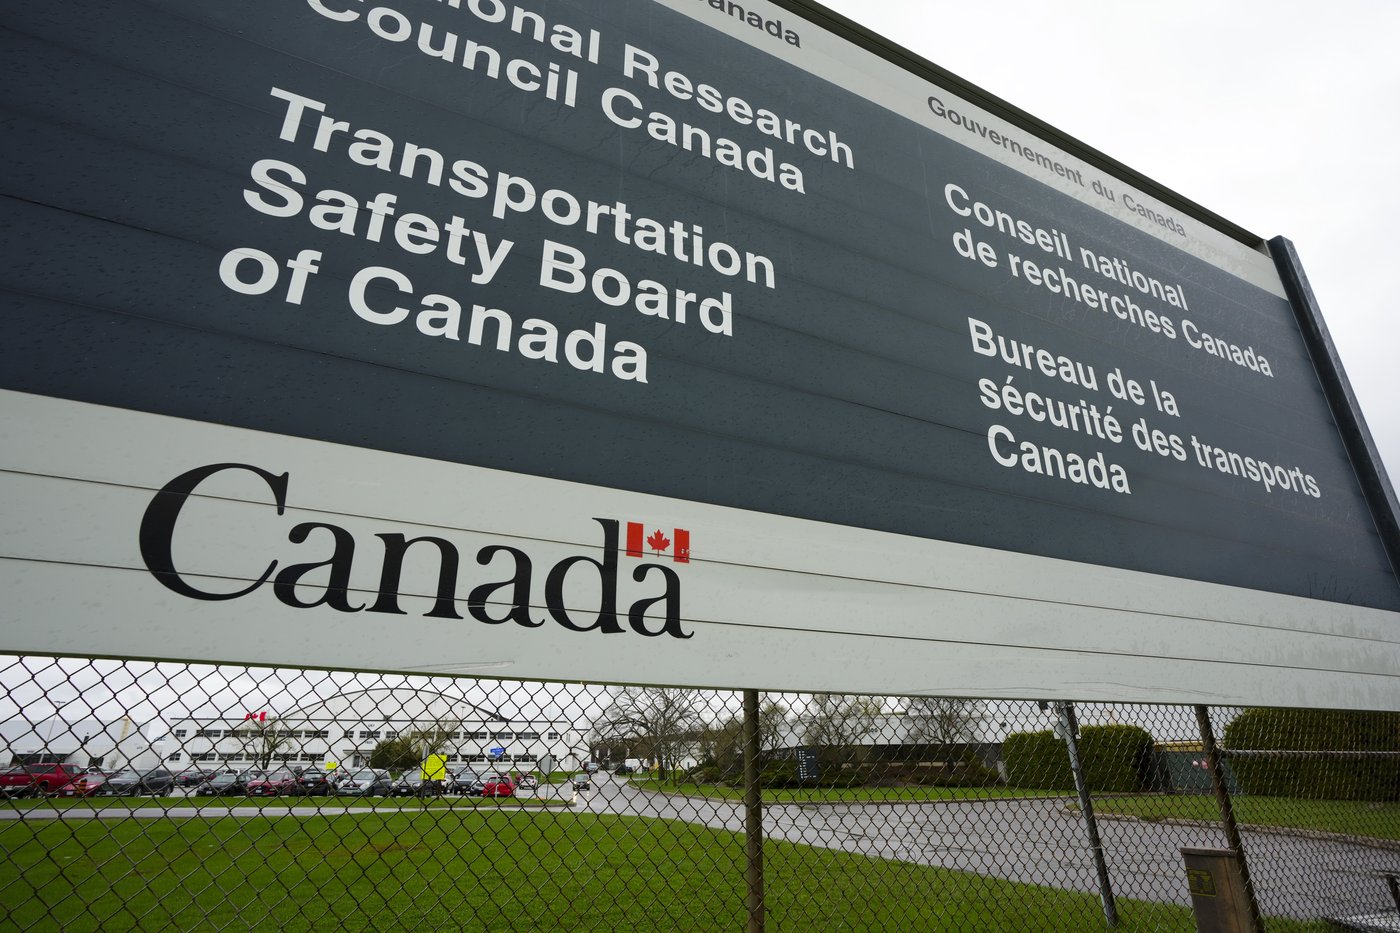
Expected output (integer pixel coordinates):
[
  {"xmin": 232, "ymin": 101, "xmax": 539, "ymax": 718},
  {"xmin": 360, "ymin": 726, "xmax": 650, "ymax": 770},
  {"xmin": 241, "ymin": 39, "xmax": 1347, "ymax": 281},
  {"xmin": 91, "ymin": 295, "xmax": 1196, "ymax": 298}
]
[{"xmin": 592, "ymin": 687, "xmax": 705, "ymax": 778}]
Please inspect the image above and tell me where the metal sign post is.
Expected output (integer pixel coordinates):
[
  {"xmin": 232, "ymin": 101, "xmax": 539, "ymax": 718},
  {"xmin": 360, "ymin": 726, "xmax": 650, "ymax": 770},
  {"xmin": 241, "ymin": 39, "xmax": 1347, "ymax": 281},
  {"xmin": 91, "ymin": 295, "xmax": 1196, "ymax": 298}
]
[{"xmin": 1056, "ymin": 701, "xmax": 1118, "ymax": 928}]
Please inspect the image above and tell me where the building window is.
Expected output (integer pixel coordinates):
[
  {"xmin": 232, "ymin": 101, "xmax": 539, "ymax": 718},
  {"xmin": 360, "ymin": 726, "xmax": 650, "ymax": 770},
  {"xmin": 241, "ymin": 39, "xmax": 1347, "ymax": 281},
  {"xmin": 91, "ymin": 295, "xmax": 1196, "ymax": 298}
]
[
  {"xmin": 359, "ymin": 731, "xmax": 380, "ymax": 740},
  {"xmin": 384, "ymin": 731, "xmax": 398, "ymax": 739},
  {"xmin": 547, "ymin": 732, "xmax": 559, "ymax": 740},
  {"xmin": 470, "ymin": 731, "xmax": 488, "ymax": 740},
  {"xmin": 167, "ymin": 753, "xmax": 183, "ymax": 762},
  {"xmin": 514, "ymin": 754, "xmax": 536, "ymax": 762},
  {"xmin": 517, "ymin": 732, "xmax": 539, "ymax": 740},
  {"xmin": 173, "ymin": 730, "xmax": 187, "ymax": 739},
  {"xmin": 307, "ymin": 730, "xmax": 329, "ymax": 739}
]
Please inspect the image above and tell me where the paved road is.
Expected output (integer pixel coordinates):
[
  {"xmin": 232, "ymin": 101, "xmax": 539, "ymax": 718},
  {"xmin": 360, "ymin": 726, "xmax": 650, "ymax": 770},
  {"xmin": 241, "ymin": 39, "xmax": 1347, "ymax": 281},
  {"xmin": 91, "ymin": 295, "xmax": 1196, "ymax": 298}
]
[
  {"xmin": 575, "ymin": 772, "xmax": 1400, "ymax": 922},
  {"xmin": 7, "ymin": 775, "xmax": 1398, "ymax": 921}
]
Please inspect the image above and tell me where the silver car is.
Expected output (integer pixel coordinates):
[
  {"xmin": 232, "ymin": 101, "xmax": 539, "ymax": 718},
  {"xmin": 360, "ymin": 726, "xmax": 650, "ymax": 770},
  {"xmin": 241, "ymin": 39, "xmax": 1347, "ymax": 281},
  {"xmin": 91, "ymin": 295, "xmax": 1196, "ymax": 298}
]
[
  {"xmin": 333, "ymin": 768, "xmax": 392, "ymax": 796},
  {"xmin": 450, "ymin": 769, "xmax": 485, "ymax": 796}
]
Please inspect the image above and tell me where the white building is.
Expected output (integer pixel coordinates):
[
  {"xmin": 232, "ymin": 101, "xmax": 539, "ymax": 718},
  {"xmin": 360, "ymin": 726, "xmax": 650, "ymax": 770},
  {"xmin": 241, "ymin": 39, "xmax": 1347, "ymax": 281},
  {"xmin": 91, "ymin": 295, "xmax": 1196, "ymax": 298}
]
[
  {"xmin": 0, "ymin": 716, "xmax": 162, "ymax": 772},
  {"xmin": 164, "ymin": 686, "xmax": 587, "ymax": 773}
]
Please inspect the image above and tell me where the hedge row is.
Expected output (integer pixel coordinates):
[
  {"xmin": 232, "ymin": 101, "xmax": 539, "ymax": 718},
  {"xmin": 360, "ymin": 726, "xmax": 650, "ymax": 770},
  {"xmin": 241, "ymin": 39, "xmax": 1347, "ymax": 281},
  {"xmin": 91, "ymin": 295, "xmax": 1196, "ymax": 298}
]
[
  {"xmin": 1222, "ymin": 708, "xmax": 1400, "ymax": 801},
  {"xmin": 1003, "ymin": 725, "xmax": 1154, "ymax": 792}
]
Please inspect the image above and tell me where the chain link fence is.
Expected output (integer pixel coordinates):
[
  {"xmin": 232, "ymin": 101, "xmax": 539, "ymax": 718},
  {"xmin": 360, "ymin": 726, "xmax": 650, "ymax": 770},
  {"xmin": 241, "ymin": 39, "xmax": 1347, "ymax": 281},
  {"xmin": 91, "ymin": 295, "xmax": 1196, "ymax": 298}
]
[{"xmin": 1, "ymin": 655, "xmax": 1397, "ymax": 931}]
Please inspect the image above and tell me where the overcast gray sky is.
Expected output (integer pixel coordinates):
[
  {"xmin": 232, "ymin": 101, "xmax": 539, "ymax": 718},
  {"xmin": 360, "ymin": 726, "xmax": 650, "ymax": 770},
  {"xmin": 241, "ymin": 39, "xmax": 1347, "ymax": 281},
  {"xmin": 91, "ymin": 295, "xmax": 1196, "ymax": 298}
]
[{"xmin": 818, "ymin": 0, "xmax": 1400, "ymax": 482}]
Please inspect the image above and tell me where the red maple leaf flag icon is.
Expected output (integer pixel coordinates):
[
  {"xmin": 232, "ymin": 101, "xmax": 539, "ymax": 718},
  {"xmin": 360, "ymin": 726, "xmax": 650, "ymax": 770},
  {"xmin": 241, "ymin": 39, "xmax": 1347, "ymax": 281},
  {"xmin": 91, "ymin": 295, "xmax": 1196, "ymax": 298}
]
[
  {"xmin": 626, "ymin": 522, "xmax": 645, "ymax": 557},
  {"xmin": 625, "ymin": 522, "xmax": 691, "ymax": 563}
]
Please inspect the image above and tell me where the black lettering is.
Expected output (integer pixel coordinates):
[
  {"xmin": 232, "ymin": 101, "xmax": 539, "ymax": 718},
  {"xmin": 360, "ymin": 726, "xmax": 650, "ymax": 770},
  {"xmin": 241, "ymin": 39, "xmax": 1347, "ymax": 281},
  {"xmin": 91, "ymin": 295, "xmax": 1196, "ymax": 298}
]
[
  {"xmin": 273, "ymin": 521, "xmax": 364, "ymax": 612},
  {"xmin": 467, "ymin": 545, "xmax": 539, "ymax": 626},
  {"xmin": 543, "ymin": 518, "xmax": 623, "ymax": 633},
  {"xmin": 628, "ymin": 563, "xmax": 690, "ymax": 638},
  {"xmin": 139, "ymin": 462, "xmax": 286, "ymax": 601},
  {"xmin": 369, "ymin": 534, "xmax": 463, "ymax": 619}
]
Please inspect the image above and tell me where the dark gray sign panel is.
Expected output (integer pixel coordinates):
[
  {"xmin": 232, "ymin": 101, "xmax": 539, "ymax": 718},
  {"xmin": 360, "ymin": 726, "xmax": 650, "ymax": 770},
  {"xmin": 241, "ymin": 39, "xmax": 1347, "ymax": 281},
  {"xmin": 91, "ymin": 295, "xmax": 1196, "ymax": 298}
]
[{"xmin": 2, "ymin": 0, "xmax": 1397, "ymax": 705}]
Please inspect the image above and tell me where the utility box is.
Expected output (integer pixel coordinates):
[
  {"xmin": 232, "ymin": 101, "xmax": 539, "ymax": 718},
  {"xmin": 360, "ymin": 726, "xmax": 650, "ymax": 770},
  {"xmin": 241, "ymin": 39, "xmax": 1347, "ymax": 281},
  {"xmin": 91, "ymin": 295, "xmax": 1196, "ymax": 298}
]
[{"xmin": 1181, "ymin": 847, "xmax": 1253, "ymax": 932}]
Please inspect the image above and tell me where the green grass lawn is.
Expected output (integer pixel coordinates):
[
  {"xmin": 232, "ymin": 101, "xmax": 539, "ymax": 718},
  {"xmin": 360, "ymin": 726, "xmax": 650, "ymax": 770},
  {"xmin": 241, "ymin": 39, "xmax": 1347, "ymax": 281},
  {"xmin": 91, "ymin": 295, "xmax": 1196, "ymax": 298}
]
[
  {"xmin": 0, "ymin": 810, "xmax": 1327, "ymax": 932},
  {"xmin": 1084, "ymin": 792, "xmax": 1400, "ymax": 842}
]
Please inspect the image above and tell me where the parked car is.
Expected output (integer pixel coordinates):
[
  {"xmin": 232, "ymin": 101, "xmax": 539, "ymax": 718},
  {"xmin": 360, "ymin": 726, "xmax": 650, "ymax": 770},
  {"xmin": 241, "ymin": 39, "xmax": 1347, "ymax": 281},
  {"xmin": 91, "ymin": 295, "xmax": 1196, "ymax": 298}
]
[
  {"xmin": 245, "ymin": 769, "xmax": 298, "ymax": 797},
  {"xmin": 174, "ymin": 767, "xmax": 219, "ymax": 788},
  {"xmin": 104, "ymin": 767, "xmax": 177, "ymax": 796},
  {"xmin": 515, "ymin": 774, "xmax": 540, "ymax": 789},
  {"xmin": 450, "ymin": 769, "xmax": 485, "ymax": 796},
  {"xmin": 54, "ymin": 771, "xmax": 109, "ymax": 798},
  {"xmin": 291, "ymin": 769, "xmax": 334, "ymax": 796},
  {"xmin": 481, "ymin": 774, "xmax": 515, "ymax": 798},
  {"xmin": 571, "ymin": 772, "xmax": 591, "ymax": 792},
  {"xmin": 0, "ymin": 762, "xmax": 89, "ymax": 797},
  {"xmin": 391, "ymin": 773, "xmax": 443, "ymax": 797},
  {"xmin": 196, "ymin": 770, "xmax": 255, "ymax": 796},
  {"xmin": 334, "ymin": 769, "xmax": 393, "ymax": 797},
  {"xmin": 613, "ymin": 764, "xmax": 634, "ymax": 775}
]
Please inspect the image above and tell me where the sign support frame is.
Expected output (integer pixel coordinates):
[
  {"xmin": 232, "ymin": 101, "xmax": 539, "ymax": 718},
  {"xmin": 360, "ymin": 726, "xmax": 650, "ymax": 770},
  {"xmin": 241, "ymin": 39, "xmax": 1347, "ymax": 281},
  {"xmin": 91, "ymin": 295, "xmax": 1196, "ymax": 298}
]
[{"xmin": 1269, "ymin": 236, "xmax": 1400, "ymax": 580}]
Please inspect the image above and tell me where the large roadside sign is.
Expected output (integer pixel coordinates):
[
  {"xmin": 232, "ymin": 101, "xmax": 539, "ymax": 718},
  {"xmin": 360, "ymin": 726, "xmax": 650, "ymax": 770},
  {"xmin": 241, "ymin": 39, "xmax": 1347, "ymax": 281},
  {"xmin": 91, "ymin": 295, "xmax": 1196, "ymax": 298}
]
[{"xmin": 3, "ymin": 0, "xmax": 1398, "ymax": 708}]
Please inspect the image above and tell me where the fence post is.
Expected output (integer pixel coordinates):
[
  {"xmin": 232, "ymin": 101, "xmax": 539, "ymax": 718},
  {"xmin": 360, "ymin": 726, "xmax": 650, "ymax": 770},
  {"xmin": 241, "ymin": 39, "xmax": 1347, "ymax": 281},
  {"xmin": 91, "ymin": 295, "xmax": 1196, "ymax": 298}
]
[
  {"xmin": 1193, "ymin": 705, "xmax": 1264, "ymax": 933},
  {"xmin": 1056, "ymin": 701, "xmax": 1118, "ymax": 928},
  {"xmin": 744, "ymin": 688, "xmax": 765, "ymax": 932}
]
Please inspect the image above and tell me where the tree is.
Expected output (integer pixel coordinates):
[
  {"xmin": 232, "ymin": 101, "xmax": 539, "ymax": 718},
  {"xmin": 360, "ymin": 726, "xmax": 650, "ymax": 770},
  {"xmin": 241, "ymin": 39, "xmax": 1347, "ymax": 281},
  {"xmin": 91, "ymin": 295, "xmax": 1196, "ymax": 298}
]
[
  {"xmin": 366, "ymin": 716, "xmax": 460, "ymax": 774},
  {"xmin": 592, "ymin": 687, "xmax": 705, "ymax": 779},
  {"xmin": 695, "ymin": 697, "xmax": 791, "ymax": 783},
  {"xmin": 369, "ymin": 736, "xmax": 420, "ymax": 772},
  {"xmin": 403, "ymin": 716, "xmax": 459, "ymax": 760},
  {"xmin": 758, "ymin": 699, "xmax": 790, "ymax": 754},
  {"xmin": 902, "ymin": 697, "xmax": 985, "ymax": 745},
  {"xmin": 234, "ymin": 717, "xmax": 293, "ymax": 769},
  {"xmin": 802, "ymin": 693, "xmax": 880, "ymax": 764},
  {"xmin": 697, "ymin": 716, "xmax": 745, "ymax": 780}
]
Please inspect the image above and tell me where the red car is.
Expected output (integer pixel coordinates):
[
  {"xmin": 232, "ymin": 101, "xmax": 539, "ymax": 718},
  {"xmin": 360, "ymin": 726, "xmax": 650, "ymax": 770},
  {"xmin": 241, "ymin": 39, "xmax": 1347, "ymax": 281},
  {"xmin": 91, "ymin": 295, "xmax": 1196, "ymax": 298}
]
[
  {"xmin": 55, "ymin": 772, "xmax": 109, "ymax": 797},
  {"xmin": 481, "ymin": 774, "xmax": 515, "ymax": 798},
  {"xmin": 0, "ymin": 762, "xmax": 88, "ymax": 797},
  {"xmin": 245, "ymin": 769, "xmax": 298, "ymax": 796}
]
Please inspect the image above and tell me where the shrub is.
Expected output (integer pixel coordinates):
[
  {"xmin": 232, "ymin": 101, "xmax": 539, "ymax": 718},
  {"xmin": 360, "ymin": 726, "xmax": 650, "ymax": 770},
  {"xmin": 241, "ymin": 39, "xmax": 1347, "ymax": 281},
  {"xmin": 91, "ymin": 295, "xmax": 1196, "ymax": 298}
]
[
  {"xmin": 1003, "ymin": 725, "xmax": 1154, "ymax": 792},
  {"xmin": 1078, "ymin": 725, "xmax": 1155, "ymax": 793},
  {"xmin": 1003, "ymin": 731, "xmax": 1073, "ymax": 790},
  {"xmin": 1222, "ymin": 708, "xmax": 1400, "ymax": 801}
]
